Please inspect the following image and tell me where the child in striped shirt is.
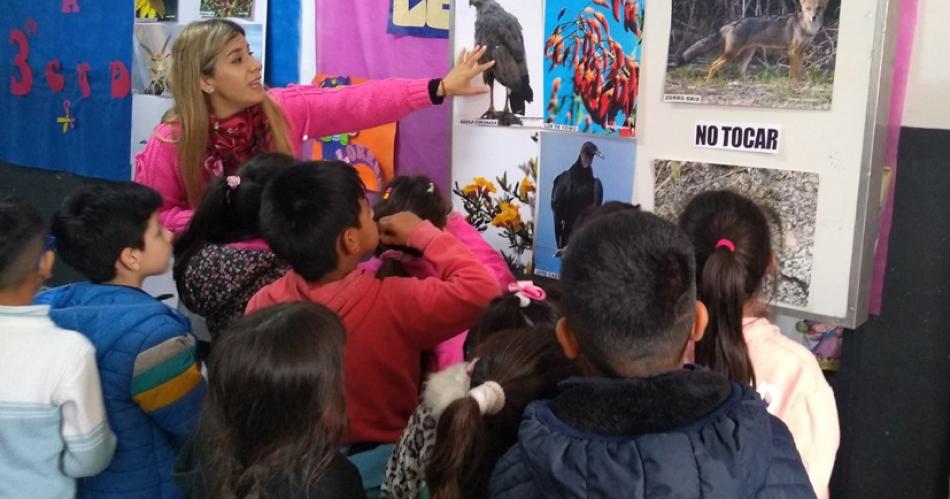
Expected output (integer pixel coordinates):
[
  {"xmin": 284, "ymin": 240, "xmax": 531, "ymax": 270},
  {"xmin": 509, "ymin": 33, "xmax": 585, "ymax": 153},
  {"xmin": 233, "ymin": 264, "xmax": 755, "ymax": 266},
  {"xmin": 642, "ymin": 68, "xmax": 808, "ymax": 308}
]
[
  {"xmin": 37, "ymin": 182, "xmax": 206, "ymax": 499},
  {"xmin": 0, "ymin": 196, "xmax": 115, "ymax": 499}
]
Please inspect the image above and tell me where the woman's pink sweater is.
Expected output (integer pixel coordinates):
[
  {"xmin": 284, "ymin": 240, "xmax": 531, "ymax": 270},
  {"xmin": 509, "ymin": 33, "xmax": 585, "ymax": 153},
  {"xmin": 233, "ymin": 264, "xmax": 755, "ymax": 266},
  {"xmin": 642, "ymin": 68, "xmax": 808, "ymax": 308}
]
[{"xmin": 134, "ymin": 79, "xmax": 433, "ymax": 235}]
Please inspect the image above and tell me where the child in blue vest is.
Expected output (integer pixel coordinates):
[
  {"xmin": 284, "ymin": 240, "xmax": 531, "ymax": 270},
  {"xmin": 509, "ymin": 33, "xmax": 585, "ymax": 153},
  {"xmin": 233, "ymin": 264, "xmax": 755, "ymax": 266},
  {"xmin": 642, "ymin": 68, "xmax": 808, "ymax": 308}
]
[
  {"xmin": 490, "ymin": 210, "xmax": 815, "ymax": 499},
  {"xmin": 37, "ymin": 182, "xmax": 206, "ymax": 499}
]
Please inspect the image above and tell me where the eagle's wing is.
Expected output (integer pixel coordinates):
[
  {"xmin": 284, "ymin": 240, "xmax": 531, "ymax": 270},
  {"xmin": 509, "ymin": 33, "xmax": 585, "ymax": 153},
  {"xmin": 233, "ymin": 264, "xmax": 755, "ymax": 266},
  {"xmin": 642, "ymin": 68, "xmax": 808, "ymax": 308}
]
[
  {"xmin": 551, "ymin": 170, "xmax": 570, "ymax": 215},
  {"xmin": 476, "ymin": 8, "xmax": 529, "ymax": 88}
]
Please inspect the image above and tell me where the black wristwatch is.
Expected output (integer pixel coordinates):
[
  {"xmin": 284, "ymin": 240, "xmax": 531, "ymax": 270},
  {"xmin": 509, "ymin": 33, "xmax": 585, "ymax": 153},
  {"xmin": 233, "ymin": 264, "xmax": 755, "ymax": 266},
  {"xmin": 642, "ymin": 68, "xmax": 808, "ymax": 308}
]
[{"xmin": 428, "ymin": 79, "xmax": 446, "ymax": 105}]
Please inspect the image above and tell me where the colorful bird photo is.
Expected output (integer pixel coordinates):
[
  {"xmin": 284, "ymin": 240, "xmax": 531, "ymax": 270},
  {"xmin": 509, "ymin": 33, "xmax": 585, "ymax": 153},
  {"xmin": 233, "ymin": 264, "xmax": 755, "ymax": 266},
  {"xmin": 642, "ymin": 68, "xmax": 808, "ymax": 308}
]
[
  {"xmin": 543, "ymin": 0, "xmax": 644, "ymax": 137},
  {"xmin": 534, "ymin": 132, "xmax": 636, "ymax": 279}
]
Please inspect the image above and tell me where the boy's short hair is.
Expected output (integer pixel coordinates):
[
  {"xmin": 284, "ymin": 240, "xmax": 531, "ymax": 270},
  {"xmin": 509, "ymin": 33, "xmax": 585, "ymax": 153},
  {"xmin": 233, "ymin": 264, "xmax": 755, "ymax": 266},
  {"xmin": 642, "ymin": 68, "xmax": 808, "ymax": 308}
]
[
  {"xmin": 260, "ymin": 161, "xmax": 365, "ymax": 282},
  {"xmin": 560, "ymin": 210, "xmax": 696, "ymax": 373},
  {"xmin": 0, "ymin": 196, "xmax": 46, "ymax": 290},
  {"xmin": 52, "ymin": 182, "xmax": 162, "ymax": 283}
]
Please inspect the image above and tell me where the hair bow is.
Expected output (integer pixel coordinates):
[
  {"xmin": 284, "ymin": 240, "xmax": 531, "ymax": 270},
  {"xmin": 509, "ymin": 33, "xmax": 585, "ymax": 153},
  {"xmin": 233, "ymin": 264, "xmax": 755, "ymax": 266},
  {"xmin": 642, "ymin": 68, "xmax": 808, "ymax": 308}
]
[{"xmin": 507, "ymin": 280, "xmax": 546, "ymax": 308}]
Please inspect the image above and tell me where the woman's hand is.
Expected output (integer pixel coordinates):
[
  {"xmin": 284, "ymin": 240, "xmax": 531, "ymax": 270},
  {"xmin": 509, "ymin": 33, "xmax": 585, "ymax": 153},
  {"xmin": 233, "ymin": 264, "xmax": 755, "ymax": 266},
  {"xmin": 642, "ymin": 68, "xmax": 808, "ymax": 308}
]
[{"xmin": 439, "ymin": 46, "xmax": 496, "ymax": 97}]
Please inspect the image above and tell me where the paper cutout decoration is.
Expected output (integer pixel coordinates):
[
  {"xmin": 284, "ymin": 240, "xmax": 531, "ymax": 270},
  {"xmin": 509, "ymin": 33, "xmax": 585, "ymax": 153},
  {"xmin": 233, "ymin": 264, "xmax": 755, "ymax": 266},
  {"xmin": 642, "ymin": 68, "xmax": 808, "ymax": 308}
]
[
  {"xmin": 305, "ymin": 75, "xmax": 398, "ymax": 192},
  {"xmin": 56, "ymin": 100, "xmax": 76, "ymax": 134},
  {"xmin": 388, "ymin": 0, "xmax": 450, "ymax": 38}
]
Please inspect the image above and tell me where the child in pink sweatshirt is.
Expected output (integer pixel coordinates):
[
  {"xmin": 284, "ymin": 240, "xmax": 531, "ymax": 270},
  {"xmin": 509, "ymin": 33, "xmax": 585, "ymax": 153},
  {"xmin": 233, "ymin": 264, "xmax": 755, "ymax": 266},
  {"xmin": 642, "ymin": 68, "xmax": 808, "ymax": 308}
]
[
  {"xmin": 678, "ymin": 190, "xmax": 839, "ymax": 499},
  {"xmin": 133, "ymin": 19, "xmax": 493, "ymax": 235},
  {"xmin": 362, "ymin": 176, "xmax": 515, "ymax": 370}
]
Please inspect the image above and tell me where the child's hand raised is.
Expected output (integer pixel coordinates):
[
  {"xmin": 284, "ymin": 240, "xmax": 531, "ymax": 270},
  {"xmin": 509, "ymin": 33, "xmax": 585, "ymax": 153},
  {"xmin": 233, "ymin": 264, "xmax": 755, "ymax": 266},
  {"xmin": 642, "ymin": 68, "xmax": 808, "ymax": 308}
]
[{"xmin": 377, "ymin": 212, "xmax": 424, "ymax": 247}]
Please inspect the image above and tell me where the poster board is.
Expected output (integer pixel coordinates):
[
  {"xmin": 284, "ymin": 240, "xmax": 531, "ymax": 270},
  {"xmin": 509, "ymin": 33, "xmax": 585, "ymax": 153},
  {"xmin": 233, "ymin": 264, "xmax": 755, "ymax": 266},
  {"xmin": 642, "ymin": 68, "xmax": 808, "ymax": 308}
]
[
  {"xmin": 130, "ymin": 0, "xmax": 269, "ymax": 165},
  {"xmin": 450, "ymin": 0, "xmax": 641, "ymax": 277},
  {"xmin": 634, "ymin": 0, "xmax": 897, "ymax": 327}
]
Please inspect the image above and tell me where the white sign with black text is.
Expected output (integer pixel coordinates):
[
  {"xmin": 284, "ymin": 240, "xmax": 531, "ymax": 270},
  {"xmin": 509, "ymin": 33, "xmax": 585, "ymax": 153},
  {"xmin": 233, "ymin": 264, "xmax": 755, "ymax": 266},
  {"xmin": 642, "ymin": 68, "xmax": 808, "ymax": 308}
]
[{"xmin": 694, "ymin": 122, "xmax": 781, "ymax": 154}]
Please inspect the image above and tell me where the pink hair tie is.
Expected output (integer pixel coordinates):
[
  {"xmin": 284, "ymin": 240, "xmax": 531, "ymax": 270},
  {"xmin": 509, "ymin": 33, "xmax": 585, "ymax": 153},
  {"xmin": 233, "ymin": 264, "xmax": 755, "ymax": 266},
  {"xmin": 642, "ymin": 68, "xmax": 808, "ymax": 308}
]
[
  {"xmin": 507, "ymin": 280, "xmax": 547, "ymax": 308},
  {"xmin": 715, "ymin": 239, "xmax": 736, "ymax": 253},
  {"xmin": 226, "ymin": 176, "xmax": 241, "ymax": 190}
]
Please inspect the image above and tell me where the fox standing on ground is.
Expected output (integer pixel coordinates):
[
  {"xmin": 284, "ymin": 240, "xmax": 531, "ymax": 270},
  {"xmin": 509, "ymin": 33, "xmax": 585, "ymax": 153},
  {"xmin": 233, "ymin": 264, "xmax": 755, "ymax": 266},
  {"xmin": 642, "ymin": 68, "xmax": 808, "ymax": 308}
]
[{"xmin": 670, "ymin": 0, "xmax": 831, "ymax": 81}]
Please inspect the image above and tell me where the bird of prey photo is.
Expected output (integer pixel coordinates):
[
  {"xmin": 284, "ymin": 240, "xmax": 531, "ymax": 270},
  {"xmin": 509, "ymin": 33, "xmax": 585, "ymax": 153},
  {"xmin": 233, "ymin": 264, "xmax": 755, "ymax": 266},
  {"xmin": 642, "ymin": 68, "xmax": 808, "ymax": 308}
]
[
  {"xmin": 551, "ymin": 141, "xmax": 604, "ymax": 252},
  {"xmin": 471, "ymin": 0, "xmax": 534, "ymax": 126}
]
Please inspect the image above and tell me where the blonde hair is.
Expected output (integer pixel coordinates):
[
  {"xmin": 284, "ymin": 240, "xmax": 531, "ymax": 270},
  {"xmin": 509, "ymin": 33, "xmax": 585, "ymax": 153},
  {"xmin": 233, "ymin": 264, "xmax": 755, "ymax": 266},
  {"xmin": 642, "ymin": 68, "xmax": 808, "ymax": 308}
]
[{"xmin": 166, "ymin": 19, "xmax": 293, "ymax": 207}]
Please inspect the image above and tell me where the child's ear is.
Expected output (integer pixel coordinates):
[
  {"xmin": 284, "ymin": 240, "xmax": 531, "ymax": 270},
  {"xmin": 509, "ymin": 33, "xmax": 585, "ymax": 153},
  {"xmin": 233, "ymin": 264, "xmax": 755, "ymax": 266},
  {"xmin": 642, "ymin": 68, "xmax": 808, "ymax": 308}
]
[
  {"xmin": 556, "ymin": 318, "xmax": 581, "ymax": 360},
  {"xmin": 37, "ymin": 251, "xmax": 55, "ymax": 280},
  {"xmin": 116, "ymin": 247, "xmax": 141, "ymax": 273},
  {"xmin": 690, "ymin": 300, "xmax": 709, "ymax": 343},
  {"xmin": 340, "ymin": 227, "xmax": 360, "ymax": 256}
]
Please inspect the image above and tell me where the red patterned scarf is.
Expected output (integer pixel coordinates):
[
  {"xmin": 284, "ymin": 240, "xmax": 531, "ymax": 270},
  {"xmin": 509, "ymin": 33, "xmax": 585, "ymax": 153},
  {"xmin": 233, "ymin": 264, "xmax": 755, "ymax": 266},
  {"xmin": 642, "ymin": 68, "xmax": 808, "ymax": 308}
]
[{"xmin": 204, "ymin": 105, "xmax": 273, "ymax": 177}]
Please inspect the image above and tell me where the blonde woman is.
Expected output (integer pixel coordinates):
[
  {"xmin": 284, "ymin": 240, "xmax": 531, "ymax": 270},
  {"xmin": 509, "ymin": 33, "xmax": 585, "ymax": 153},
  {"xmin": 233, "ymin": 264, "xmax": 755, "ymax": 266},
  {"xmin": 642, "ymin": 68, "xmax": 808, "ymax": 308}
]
[{"xmin": 135, "ymin": 19, "xmax": 493, "ymax": 235}]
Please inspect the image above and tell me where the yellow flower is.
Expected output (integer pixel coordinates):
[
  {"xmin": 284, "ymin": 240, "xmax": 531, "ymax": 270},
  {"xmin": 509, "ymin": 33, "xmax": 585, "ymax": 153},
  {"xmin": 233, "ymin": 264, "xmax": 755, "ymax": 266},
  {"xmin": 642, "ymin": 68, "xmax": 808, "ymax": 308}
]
[
  {"xmin": 462, "ymin": 177, "xmax": 497, "ymax": 197},
  {"xmin": 519, "ymin": 177, "xmax": 536, "ymax": 198},
  {"xmin": 492, "ymin": 202, "xmax": 523, "ymax": 230},
  {"xmin": 474, "ymin": 176, "xmax": 497, "ymax": 193},
  {"xmin": 135, "ymin": 0, "xmax": 166, "ymax": 18}
]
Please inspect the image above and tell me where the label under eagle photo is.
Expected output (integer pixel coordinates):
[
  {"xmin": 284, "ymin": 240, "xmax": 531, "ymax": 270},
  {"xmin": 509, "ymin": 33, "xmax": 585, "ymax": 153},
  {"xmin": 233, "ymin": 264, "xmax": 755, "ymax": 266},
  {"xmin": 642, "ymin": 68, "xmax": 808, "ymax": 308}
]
[{"xmin": 694, "ymin": 122, "xmax": 782, "ymax": 154}]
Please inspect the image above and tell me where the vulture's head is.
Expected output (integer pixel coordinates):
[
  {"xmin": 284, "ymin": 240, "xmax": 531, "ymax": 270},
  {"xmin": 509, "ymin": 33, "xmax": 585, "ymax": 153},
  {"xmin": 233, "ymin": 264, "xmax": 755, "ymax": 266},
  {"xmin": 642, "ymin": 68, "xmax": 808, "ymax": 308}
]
[
  {"xmin": 579, "ymin": 141, "xmax": 604, "ymax": 168},
  {"xmin": 469, "ymin": 0, "xmax": 483, "ymax": 7}
]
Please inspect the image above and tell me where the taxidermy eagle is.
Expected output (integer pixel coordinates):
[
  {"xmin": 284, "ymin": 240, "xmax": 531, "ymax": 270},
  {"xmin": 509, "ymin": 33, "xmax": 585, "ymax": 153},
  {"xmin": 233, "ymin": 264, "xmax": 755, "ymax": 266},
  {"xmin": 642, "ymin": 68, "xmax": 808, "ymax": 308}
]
[
  {"xmin": 551, "ymin": 141, "xmax": 604, "ymax": 250},
  {"xmin": 471, "ymin": 0, "xmax": 534, "ymax": 126}
]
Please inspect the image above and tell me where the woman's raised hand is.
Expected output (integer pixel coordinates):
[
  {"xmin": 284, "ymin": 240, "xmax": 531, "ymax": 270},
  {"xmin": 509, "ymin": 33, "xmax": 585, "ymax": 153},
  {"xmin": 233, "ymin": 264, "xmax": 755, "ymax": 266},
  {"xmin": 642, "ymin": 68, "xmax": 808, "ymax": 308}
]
[{"xmin": 439, "ymin": 45, "xmax": 496, "ymax": 97}]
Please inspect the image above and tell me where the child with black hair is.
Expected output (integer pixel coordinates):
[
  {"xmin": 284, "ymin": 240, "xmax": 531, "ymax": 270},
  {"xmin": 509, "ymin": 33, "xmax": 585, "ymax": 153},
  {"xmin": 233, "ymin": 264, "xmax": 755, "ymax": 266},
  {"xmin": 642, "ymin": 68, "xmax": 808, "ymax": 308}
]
[
  {"xmin": 679, "ymin": 190, "xmax": 839, "ymax": 499},
  {"xmin": 175, "ymin": 302, "xmax": 366, "ymax": 499},
  {"xmin": 36, "ymin": 182, "xmax": 206, "ymax": 499},
  {"xmin": 0, "ymin": 197, "xmax": 115, "ymax": 499},
  {"xmin": 382, "ymin": 326, "xmax": 576, "ymax": 499},
  {"xmin": 364, "ymin": 175, "xmax": 516, "ymax": 371},
  {"xmin": 174, "ymin": 152, "xmax": 294, "ymax": 339},
  {"xmin": 462, "ymin": 281, "xmax": 559, "ymax": 359},
  {"xmin": 381, "ymin": 281, "xmax": 559, "ymax": 498},
  {"xmin": 490, "ymin": 210, "xmax": 816, "ymax": 499},
  {"xmin": 246, "ymin": 161, "xmax": 500, "ymax": 494}
]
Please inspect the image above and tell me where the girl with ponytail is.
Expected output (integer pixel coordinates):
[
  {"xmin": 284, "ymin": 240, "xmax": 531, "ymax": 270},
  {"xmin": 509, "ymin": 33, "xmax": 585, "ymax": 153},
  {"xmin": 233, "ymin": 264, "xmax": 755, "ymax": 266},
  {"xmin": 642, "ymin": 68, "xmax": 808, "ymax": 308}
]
[
  {"xmin": 381, "ymin": 326, "xmax": 576, "ymax": 499},
  {"xmin": 678, "ymin": 190, "xmax": 839, "ymax": 499},
  {"xmin": 174, "ymin": 152, "xmax": 294, "ymax": 339}
]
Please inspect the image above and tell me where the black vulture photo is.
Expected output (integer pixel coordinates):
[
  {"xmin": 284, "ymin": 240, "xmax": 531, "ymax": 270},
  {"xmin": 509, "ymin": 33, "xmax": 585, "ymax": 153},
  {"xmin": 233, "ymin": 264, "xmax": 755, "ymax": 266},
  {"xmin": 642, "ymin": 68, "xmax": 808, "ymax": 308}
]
[
  {"xmin": 471, "ymin": 0, "xmax": 534, "ymax": 126},
  {"xmin": 551, "ymin": 141, "xmax": 604, "ymax": 251}
]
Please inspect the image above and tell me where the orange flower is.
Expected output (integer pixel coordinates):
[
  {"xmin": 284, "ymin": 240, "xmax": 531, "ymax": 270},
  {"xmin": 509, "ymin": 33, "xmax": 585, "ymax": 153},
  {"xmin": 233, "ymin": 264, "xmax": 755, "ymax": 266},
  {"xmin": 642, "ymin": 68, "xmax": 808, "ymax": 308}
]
[
  {"xmin": 519, "ymin": 177, "xmax": 536, "ymax": 199},
  {"xmin": 492, "ymin": 202, "xmax": 523, "ymax": 230},
  {"xmin": 463, "ymin": 176, "xmax": 497, "ymax": 197}
]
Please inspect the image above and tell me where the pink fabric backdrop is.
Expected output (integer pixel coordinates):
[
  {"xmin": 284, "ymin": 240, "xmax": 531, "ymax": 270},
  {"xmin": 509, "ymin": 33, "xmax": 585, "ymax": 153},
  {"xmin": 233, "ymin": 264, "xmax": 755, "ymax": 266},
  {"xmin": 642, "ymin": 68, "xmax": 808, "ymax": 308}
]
[
  {"xmin": 870, "ymin": 0, "xmax": 919, "ymax": 315},
  {"xmin": 315, "ymin": 1, "xmax": 452, "ymax": 189}
]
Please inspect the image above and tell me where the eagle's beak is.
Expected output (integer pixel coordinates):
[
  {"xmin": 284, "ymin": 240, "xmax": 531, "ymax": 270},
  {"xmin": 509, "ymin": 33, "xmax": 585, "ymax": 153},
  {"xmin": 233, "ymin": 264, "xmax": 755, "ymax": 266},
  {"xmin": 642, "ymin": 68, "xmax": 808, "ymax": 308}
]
[{"xmin": 595, "ymin": 151, "xmax": 604, "ymax": 159}]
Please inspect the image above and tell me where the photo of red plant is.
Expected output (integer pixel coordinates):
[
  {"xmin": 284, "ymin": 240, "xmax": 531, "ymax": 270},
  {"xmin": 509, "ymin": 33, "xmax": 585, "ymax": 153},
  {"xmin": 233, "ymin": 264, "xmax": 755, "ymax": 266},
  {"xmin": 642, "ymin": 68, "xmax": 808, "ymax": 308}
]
[{"xmin": 543, "ymin": 0, "xmax": 644, "ymax": 137}]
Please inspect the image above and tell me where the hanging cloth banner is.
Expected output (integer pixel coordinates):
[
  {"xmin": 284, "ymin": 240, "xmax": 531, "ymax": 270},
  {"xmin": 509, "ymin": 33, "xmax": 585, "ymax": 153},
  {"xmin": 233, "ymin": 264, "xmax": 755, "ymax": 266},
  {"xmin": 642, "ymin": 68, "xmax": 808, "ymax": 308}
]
[
  {"xmin": 316, "ymin": 0, "xmax": 451, "ymax": 189},
  {"xmin": 0, "ymin": 0, "xmax": 133, "ymax": 180}
]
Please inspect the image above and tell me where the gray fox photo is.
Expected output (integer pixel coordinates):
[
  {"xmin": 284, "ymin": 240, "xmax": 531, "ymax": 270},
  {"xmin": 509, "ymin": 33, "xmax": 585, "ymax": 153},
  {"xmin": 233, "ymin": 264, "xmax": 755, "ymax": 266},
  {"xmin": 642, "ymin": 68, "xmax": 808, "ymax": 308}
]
[{"xmin": 665, "ymin": 0, "xmax": 841, "ymax": 110}]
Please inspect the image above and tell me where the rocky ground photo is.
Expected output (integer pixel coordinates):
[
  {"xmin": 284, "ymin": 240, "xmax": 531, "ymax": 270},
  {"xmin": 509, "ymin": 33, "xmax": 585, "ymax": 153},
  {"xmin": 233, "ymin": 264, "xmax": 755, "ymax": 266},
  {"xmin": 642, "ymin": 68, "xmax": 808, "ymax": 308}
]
[{"xmin": 654, "ymin": 160, "xmax": 819, "ymax": 307}]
